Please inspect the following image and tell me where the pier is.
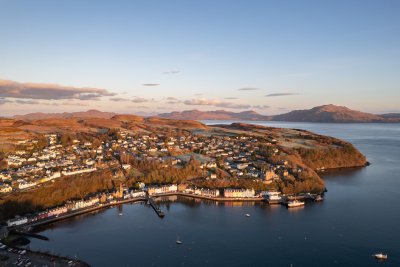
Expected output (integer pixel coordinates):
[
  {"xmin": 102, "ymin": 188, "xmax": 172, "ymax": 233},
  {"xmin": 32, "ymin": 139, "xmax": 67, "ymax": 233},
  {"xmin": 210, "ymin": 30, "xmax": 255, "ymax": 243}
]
[
  {"xmin": 9, "ymin": 229, "xmax": 49, "ymax": 240},
  {"xmin": 147, "ymin": 197, "xmax": 165, "ymax": 218}
]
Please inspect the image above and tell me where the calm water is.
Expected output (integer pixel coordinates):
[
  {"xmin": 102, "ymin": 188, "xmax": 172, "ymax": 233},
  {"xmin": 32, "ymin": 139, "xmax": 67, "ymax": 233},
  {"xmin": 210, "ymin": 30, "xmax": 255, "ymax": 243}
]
[{"xmin": 30, "ymin": 122, "xmax": 400, "ymax": 267}]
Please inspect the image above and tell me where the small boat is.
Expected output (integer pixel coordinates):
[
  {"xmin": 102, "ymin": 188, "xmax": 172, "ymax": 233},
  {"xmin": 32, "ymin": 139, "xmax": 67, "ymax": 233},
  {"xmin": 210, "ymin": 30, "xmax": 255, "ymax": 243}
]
[
  {"xmin": 373, "ymin": 253, "xmax": 388, "ymax": 260},
  {"xmin": 287, "ymin": 200, "xmax": 305, "ymax": 208},
  {"xmin": 176, "ymin": 236, "xmax": 182, "ymax": 245},
  {"xmin": 314, "ymin": 195, "xmax": 324, "ymax": 202},
  {"xmin": 118, "ymin": 213, "xmax": 123, "ymax": 216},
  {"xmin": 245, "ymin": 213, "xmax": 251, "ymax": 217}
]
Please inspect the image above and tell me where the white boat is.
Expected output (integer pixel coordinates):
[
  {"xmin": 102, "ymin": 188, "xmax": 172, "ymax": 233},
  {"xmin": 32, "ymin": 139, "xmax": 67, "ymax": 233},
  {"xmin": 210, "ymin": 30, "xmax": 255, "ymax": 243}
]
[
  {"xmin": 245, "ymin": 213, "xmax": 251, "ymax": 217},
  {"xmin": 287, "ymin": 200, "xmax": 305, "ymax": 208},
  {"xmin": 373, "ymin": 253, "xmax": 388, "ymax": 260},
  {"xmin": 264, "ymin": 191, "xmax": 282, "ymax": 204},
  {"xmin": 176, "ymin": 236, "xmax": 182, "ymax": 245}
]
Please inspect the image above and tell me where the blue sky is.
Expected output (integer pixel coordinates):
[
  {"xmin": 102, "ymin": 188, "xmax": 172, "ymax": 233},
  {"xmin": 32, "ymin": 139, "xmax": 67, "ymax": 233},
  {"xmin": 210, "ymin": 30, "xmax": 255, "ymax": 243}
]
[{"xmin": 0, "ymin": 0, "xmax": 399, "ymax": 115}]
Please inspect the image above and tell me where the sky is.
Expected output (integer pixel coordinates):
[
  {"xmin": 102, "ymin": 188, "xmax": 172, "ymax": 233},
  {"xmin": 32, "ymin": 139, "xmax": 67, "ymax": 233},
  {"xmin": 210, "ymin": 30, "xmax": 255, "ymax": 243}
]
[{"xmin": 0, "ymin": 0, "xmax": 399, "ymax": 116}]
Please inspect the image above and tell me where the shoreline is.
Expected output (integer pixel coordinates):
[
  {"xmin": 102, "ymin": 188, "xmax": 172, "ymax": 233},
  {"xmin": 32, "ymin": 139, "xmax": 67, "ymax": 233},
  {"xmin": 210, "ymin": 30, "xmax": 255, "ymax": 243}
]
[{"xmin": 12, "ymin": 193, "xmax": 265, "ymax": 231}]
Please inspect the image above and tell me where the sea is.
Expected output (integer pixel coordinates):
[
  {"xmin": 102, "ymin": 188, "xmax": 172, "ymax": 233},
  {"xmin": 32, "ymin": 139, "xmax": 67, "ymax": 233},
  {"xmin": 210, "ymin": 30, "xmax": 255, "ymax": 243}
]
[{"xmin": 29, "ymin": 122, "xmax": 400, "ymax": 267}]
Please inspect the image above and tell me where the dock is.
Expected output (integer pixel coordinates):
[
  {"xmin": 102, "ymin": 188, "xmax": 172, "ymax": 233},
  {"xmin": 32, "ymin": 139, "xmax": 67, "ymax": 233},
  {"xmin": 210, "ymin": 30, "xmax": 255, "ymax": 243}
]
[{"xmin": 147, "ymin": 197, "xmax": 165, "ymax": 218}]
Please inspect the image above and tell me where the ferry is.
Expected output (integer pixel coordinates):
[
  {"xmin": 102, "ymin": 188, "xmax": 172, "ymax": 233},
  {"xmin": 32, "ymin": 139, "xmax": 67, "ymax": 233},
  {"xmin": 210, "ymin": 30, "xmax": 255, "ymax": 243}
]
[
  {"xmin": 373, "ymin": 253, "xmax": 388, "ymax": 260},
  {"xmin": 287, "ymin": 200, "xmax": 305, "ymax": 208},
  {"xmin": 264, "ymin": 191, "xmax": 282, "ymax": 204}
]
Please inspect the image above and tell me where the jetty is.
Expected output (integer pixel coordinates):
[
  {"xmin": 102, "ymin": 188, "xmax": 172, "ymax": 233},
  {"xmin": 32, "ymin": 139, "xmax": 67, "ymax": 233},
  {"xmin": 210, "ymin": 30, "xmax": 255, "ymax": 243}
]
[{"xmin": 147, "ymin": 197, "xmax": 165, "ymax": 218}]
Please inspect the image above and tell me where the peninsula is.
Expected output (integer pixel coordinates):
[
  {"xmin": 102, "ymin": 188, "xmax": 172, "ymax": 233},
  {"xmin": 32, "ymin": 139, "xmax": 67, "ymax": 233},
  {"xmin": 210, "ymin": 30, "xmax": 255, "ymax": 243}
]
[{"xmin": 0, "ymin": 114, "xmax": 367, "ymax": 223}]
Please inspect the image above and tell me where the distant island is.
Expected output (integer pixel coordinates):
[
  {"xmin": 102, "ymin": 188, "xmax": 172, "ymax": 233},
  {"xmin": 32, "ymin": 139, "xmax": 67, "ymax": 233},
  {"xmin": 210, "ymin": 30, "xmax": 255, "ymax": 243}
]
[
  {"xmin": 0, "ymin": 114, "xmax": 367, "ymax": 223},
  {"xmin": 159, "ymin": 104, "xmax": 400, "ymax": 123}
]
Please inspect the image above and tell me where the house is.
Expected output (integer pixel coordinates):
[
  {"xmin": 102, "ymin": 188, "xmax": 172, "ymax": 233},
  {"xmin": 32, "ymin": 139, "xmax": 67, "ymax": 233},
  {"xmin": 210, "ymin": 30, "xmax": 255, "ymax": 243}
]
[
  {"xmin": 0, "ymin": 184, "xmax": 12, "ymax": 193},
  {"xmin": 18, "ymin": 181, "xmax": 37, "ymax": 190}
]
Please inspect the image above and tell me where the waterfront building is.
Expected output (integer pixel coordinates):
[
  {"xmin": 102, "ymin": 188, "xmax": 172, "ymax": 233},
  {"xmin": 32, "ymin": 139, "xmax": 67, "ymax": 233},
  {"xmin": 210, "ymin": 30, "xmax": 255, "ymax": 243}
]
[
  {"xmin": 7, "ymin": 216, "xmax": 28, "ymax": 227},
  {"xmin": 224, "ymin": 188, "xmax": 255, "ymax": 198}
]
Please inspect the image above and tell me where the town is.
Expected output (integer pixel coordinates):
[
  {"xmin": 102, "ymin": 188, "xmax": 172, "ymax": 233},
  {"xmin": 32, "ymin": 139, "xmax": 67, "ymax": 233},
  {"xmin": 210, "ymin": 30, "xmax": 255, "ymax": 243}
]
[{"xmin": 1, "ymin": 127, "xmax": 325, "ymax": 227}]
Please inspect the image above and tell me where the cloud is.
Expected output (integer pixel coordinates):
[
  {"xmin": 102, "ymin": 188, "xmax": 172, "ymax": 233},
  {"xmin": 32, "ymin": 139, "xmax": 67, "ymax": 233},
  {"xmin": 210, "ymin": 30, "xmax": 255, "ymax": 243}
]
[
  {"xmin": 132, "ymin": 97, "xmax": 149, "ymax": 103},
  {"xmin": 184, "ymin": 98, "xmax": 221, "ymax": 106},
  {"xmin": 224, "ymin": 97, "xmax": 238, "ymax": 100},
  {"xmin": 265, "ymin": 93, "xmax": 298, "ymax": 97},
  {"xmin": 163, "ymin": 70, "xmax": 180, "ymax": 74},
  {"xmin": 165, "ymin": 97, "xmax": 181, "ymax": 104},
  {"xmin": 0, "ymin": 98, "xmax": 13, "ymax": 105},
  {"xmin": 0, "ymin": 79, "xmax": 115, "ymax": 100},
  {"xmin": 110, "ymin": 97, "xmax": 130, "ymax": 102},
  {"xmin": 253, "ymin": 105, "xmax": 270, "ymax": 109},
  {"xmin": 61, "ymin": 102, "xmax": 90, "ymax": 106},
  {"xmin": 142, "ymin": 83, "xmax": 159, "ymax": 87},
  {"xmin": 15, "ymin": 99, "xmax": 40, "ymax": 105},
  {"xmin": 217, "ymin": 103, "xmax": 251, "ymax": 109},
  {"xmin": 183, "ymin": 98, "xmax": 250, "ymax": 109},
  {"xmin": 167, "ymin": 101, "xmax": 181, "ymax": 104},
  {"xmin": 238, "ymin": 87, "xmax": 260, "ymax": 91}
]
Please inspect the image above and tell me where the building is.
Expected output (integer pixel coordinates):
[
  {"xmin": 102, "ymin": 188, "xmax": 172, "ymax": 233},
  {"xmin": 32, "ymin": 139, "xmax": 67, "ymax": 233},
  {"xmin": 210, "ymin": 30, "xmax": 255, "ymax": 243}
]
[
  {"xmin": 224, "ymin": 188, "xmax": 255, "ymax": 198},
  {"xmin": 265, "ymin": 169, "xmax": 278, "ymax": 182},
  {"xmin": 0, "ymin": 184, "xmax": 12, "ymax": 193},
  {"xmin": 7, "ymin": 216, "xmax": 28, "ymax": 227},
  {"xmin": 18, "ymin": 181, "xmax": 37, "ymax": 190}
]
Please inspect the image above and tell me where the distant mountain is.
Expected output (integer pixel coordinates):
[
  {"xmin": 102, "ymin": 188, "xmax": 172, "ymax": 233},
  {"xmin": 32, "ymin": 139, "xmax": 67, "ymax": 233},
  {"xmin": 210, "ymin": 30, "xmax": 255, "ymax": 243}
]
[
  {"xmin": 13, "ymin": 110, "xmax": 117, "ymax": 120},
  {"xmin": 271, "ymin": 104, "xmax": 387, "ymax": 123},
  {"xmin": 380, "ymin": 113, "xmax": 400, "ymax": 119},
  {"xmin": 158, "ymin": 105, "xmax": 400, "ymax": 123},
  {"xmin": 10, "ymin": 105, "xmax": 400, "ymax": 123},
  {"xmin": 158, "ymin": 110, "xmax": 270, "ymax": 121}
]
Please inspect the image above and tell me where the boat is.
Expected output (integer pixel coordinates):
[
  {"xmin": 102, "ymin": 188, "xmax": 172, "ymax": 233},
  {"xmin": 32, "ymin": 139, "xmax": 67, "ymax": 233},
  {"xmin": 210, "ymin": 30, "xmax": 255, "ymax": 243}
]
[
  {"xmin": 314, "ymin": 195, "xmax": 324, "ymax": 202},
  {"xmin": 287, "ymin": 200, "xmax": 305, "ymax": 208},
  {"xmin": 263, "ymin": 191, "xmax": 282, "ymax": 204},
  {"xmin": 373, "ymin": 253, "xmax": 388, "ymax": 260},
  {"xmin": 176, "ymin": 236, "xmax": 182, "ymax": 245},
  {"xmin": 245, "ymin": 213, "xmax": 251, "ymax": 217},
  {"xmin": 118, "ymin": 213, "xmax": 123, "ymax": 216}
]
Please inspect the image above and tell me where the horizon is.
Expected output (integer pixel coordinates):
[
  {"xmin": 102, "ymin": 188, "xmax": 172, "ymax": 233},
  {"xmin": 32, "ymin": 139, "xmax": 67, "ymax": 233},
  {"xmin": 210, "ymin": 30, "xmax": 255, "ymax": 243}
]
[
  {"xmin": 1, "ymin": 1, "xmax": 399, "ymax": 116},
  {"xmin": 3, "ymin": 103, "xmax": 398, "ymax": 118}
]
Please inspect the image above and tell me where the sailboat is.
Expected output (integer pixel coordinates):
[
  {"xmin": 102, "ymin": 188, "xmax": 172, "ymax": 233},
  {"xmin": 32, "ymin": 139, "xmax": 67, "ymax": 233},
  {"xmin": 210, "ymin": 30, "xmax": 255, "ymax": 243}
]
[{"xmin": 176, "ymin": 236, "xmax": 182, "ymax": 245}]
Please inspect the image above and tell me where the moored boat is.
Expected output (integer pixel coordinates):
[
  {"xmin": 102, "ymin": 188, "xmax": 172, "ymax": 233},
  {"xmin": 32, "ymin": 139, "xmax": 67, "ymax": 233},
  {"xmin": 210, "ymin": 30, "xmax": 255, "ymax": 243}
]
[
  {"xmin": 287, "ymin": 200, "xmax": 305, "ymax": 208},
  {"xmin": 314, "ymin": 195, "xmax": 323, "ymax": 202},
  {"xmin": 263, "ymin": 191, "xmax": 282, "ymax": 204}
]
